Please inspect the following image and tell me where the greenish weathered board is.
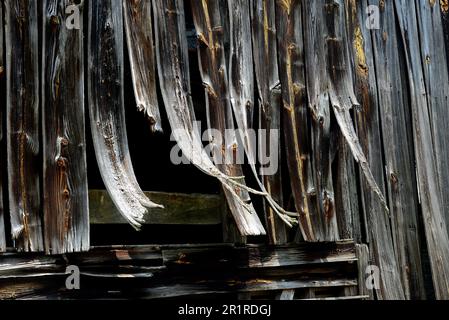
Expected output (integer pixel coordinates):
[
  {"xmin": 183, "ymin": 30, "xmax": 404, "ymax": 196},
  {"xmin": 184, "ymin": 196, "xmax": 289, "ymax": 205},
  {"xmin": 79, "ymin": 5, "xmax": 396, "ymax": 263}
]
[{"xmin": 89, "ymin": 190, "xmax": 223, "ymax": 225}]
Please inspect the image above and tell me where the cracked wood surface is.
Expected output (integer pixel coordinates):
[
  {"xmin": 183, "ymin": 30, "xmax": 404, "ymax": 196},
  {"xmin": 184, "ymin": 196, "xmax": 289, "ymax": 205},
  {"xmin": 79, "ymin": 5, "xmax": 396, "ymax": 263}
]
[
  {"xmin": 5, "ymin": 0, "xmax": 43, "ymax": 252},
  {"xmin": 42, "ymin": 0, "xmax": 89, "ymax": 254},
  {"xmin": 88, "ymin": 0, "xmax": 162, "ymax": 231},
  {"xmin": 123, "ymin": 0, "xmax": 162, "ymax": 133}
]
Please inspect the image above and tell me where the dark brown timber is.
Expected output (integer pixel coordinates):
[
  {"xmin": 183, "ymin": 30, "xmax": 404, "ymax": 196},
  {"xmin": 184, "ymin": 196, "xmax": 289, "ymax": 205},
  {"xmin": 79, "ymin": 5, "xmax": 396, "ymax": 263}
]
[
  {"xmin": 123, "ymin": 0, "xmax": 162, "ymax": 132},
  {"xmin": 5, "ymin": 0, "xmax": 43, "ymax": 252},
  {"xmin": 42, "ymin": 0, "xmax": 89, "ymax": 254},
  {"xmin": 395, "ymin": 0, "xmax": 449, "ymax": 299},
  {"xmin": 88, "ymin": 0, "xmax": 163, "ymax": 230},
  {"xmin": 190, "ymin": 0, "xmax": 266, "ymax": 236}
]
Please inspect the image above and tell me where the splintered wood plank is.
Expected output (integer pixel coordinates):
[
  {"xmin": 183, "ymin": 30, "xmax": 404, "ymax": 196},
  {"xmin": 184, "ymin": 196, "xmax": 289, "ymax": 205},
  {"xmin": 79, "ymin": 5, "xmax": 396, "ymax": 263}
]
[
  {"xmin": 42, "ymin": 0, "xmax": 89, "ymax": 254},
  {"xmin": 88, "ymin": 0, "xmax": 162, "ymax": 230},
  {"xmin": 0, "ymin": 2, "xmax": 5, "ymax": 253},
  {"xmin": 123, "ymin": 0, "xmax": 162, "ymax": 132},
  {"xmin": 304, "ymin": 0, "xmax": 344, "ymax": 243},
  {"xmin": 190, "ymin": 0, "xmax": 266, "ymax": 236},
  {"xmin": 5, "ymin": 0, "xmax": 43, "ymax": 252},
  {"xmin": 368, "ymin": 0, "xmax": 425, "ymax": 299},
  {"xmin": 89, "ymin": 190, "xmax": 223, "ymax": 225},
  {"xmin": 276, "ymin": 0, "xmax": 337, "ymax": 242},
  {"xmin": 302, "ymin": 0, "xmax": 404, "ymax": 299},
  {"xmin": 395, "ymin": 0, "xmax": 449, "ymax": 299},
  {"xmin": 251, "ymin": 0, "xmax": 286, "ymax": 244}
]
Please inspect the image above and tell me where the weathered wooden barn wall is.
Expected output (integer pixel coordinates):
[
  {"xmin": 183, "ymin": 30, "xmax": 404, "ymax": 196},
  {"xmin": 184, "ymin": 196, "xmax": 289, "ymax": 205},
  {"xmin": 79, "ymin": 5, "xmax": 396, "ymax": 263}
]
[{"xmin": 1, "ymin": 0, "xmax": 449, "ymax": 300}]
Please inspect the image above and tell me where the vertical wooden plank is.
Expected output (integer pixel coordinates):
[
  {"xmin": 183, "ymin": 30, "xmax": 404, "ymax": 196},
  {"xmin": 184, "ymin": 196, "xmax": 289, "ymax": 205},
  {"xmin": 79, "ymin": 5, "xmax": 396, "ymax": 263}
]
[
  {"xmin": 356, "ymin": 244, "xmax": 373, "ymax": 300},
  {"xmin": 190, "ymin": 0, "xmax": 266, "ymax": 236},
  {"xmin": 42, "ymin": 0, "xmax": 89, "ymax": 254},
  {"xmin": 5, "ymin": 0, "xmax": 43, "ymax": 252},
  {"xmin": 88, "ymin": 0, "xmax": 162, "ymax": 230},
  {"xmin": 277, "ymin": 0, "xmax": 337, "ymax": 242},
  {"xmin": 251, "ymin": 0, "xmax": 286, "ymax": 244},
  {"xmin": 123, "ymin": 0, "xmax": 162, "ymax": 132},
  {"xmin": 368, "ymin": 0, "xmax": 426, "ymax": 300},
  {"xmin": 395, "ymin": 0, "xmax": 449, "ymax": 299},
  {"xmin": 347, "ymin": 0, "xmax": 408, "ymax": 298},
  {"xmin": 0, "ymin": 0, "xmax": 6, "ymax": 253},
  {"xmin": 415, "ymin": 0, "xmax": 449, "ymax": 237}
]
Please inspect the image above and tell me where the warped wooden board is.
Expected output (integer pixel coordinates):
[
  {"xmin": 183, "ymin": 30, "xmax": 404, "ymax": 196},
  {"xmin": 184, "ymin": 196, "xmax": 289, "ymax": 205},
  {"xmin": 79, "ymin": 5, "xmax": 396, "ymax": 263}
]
[
  {"xmin": 42, "ymin": 0, "xmax": 89, "ymax": 254},
  {"xmin": 0, "ymin": 2, "xmax": 5, "ymax": 253},
  {"xmin": 88, "ymin": 0, "xmax": 162, "ymax": 230},
  {"xmin": 89, "ymin": 190, "xmax": 223, "ymax": 225},
  {"xmin": 5, "ymin": 0, "xmax": 43, "ymax": 252},
  {"xmin": 367, "ymin": 0, "xmax": 425, "ymax": 299},
  {"xmin": 251, "ymin": 0, "xmax": 286, "ymax": 244},
  {"xmin": 190, "ymin": 0, "xmax": 266, "ymax": 236},
  {"xmin": 276, "ymin": 0, "xmax": 336, "ymax": 242},
  {"xmin": 123, "ymin": 0, "xmax": 162, "ymax": 132},
  {"xmin": 395, "ymin": 0, "xmax": 449, "ymax": 299}
]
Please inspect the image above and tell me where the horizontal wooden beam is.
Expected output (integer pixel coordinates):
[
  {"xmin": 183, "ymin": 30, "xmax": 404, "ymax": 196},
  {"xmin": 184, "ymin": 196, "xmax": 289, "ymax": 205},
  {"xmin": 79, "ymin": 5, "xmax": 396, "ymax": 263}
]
[
  {"xmin": 89, "ymin": 190, "xmax": 223, "ymax": 225},
  {"xmin": 0, "ymin": 241, "xmax": 357, "ymax": 299}
]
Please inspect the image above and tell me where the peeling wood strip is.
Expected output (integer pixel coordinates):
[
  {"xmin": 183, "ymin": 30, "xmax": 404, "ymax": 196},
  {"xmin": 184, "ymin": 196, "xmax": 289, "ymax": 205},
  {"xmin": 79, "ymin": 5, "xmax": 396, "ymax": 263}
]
[
  {"xmin": 88, "ymin": 0, "xmax": 163, "ymax": 230},
  {"xmin": 42, "ymin": 0, "xmax": 89, "ymax": 254},
  {"xmin": 5, "ymin": 0, "xmax": 44, "ymax": 252},
  {"xmin": 152, "ymin": 0, "xmax": 264, "ymax": 236},
  {"xmin": 123, "ymin": 0, "xmax": 162, "ymax": 132},
  {"xmin": 190, "ymin": 0, "xmax": 266, "ymax": 236},
  {"xmin": 395, "ymin": 0, "xmax": 449, "ymax": 300},
  {"xmin": 0, "ymin": 1, "xmax": 6, "ymax": 253},
  {"xmin": 230, "ymin": 0, "xmax": 293, "ymax": 237},
  {"xmin": 251, "ymin": 0, "xmax": 287, "ymax": 244},
  {"xmin": 368, "ymin": 0, "xmax": 426, "ymax": 300}
]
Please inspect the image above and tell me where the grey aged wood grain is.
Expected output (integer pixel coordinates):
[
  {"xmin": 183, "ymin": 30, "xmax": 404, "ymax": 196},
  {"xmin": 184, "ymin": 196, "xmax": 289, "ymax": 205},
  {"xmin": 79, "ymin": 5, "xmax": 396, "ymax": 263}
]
[
  {"xmin": 190, "ymin": 0, "xmax": 266, "ymax": 236},
  {"xmin": 0, "ymin": 1, "xmax": 5, "ymax": 253},
  {"xmin": 5, "ymin": 0, "xmax": 44, "ymax": 252},
  {"xmin": 251, "ymin": 0, "xmax": 286, "ymax": 244},
  {"xmin": 42, "ymin": 0, "xmax": 89, "ymax": 254},
  {"xmin": 88, "ymin": 0, "xmax": 163, "ymax": 230},
  {"xmin": 368, "ymin": 0, "xmax": 425, "ymax": 300},
  {"xmin": 395, "ymin": 0, "xmax": 449, "ymax": 299},
  {"xmin": 123, "ymin": 0, "xmax": 162, "ymax": 132},
  {"xmin": 347, "ymin": 0, "xmax": 409, "ymax": 300}
]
